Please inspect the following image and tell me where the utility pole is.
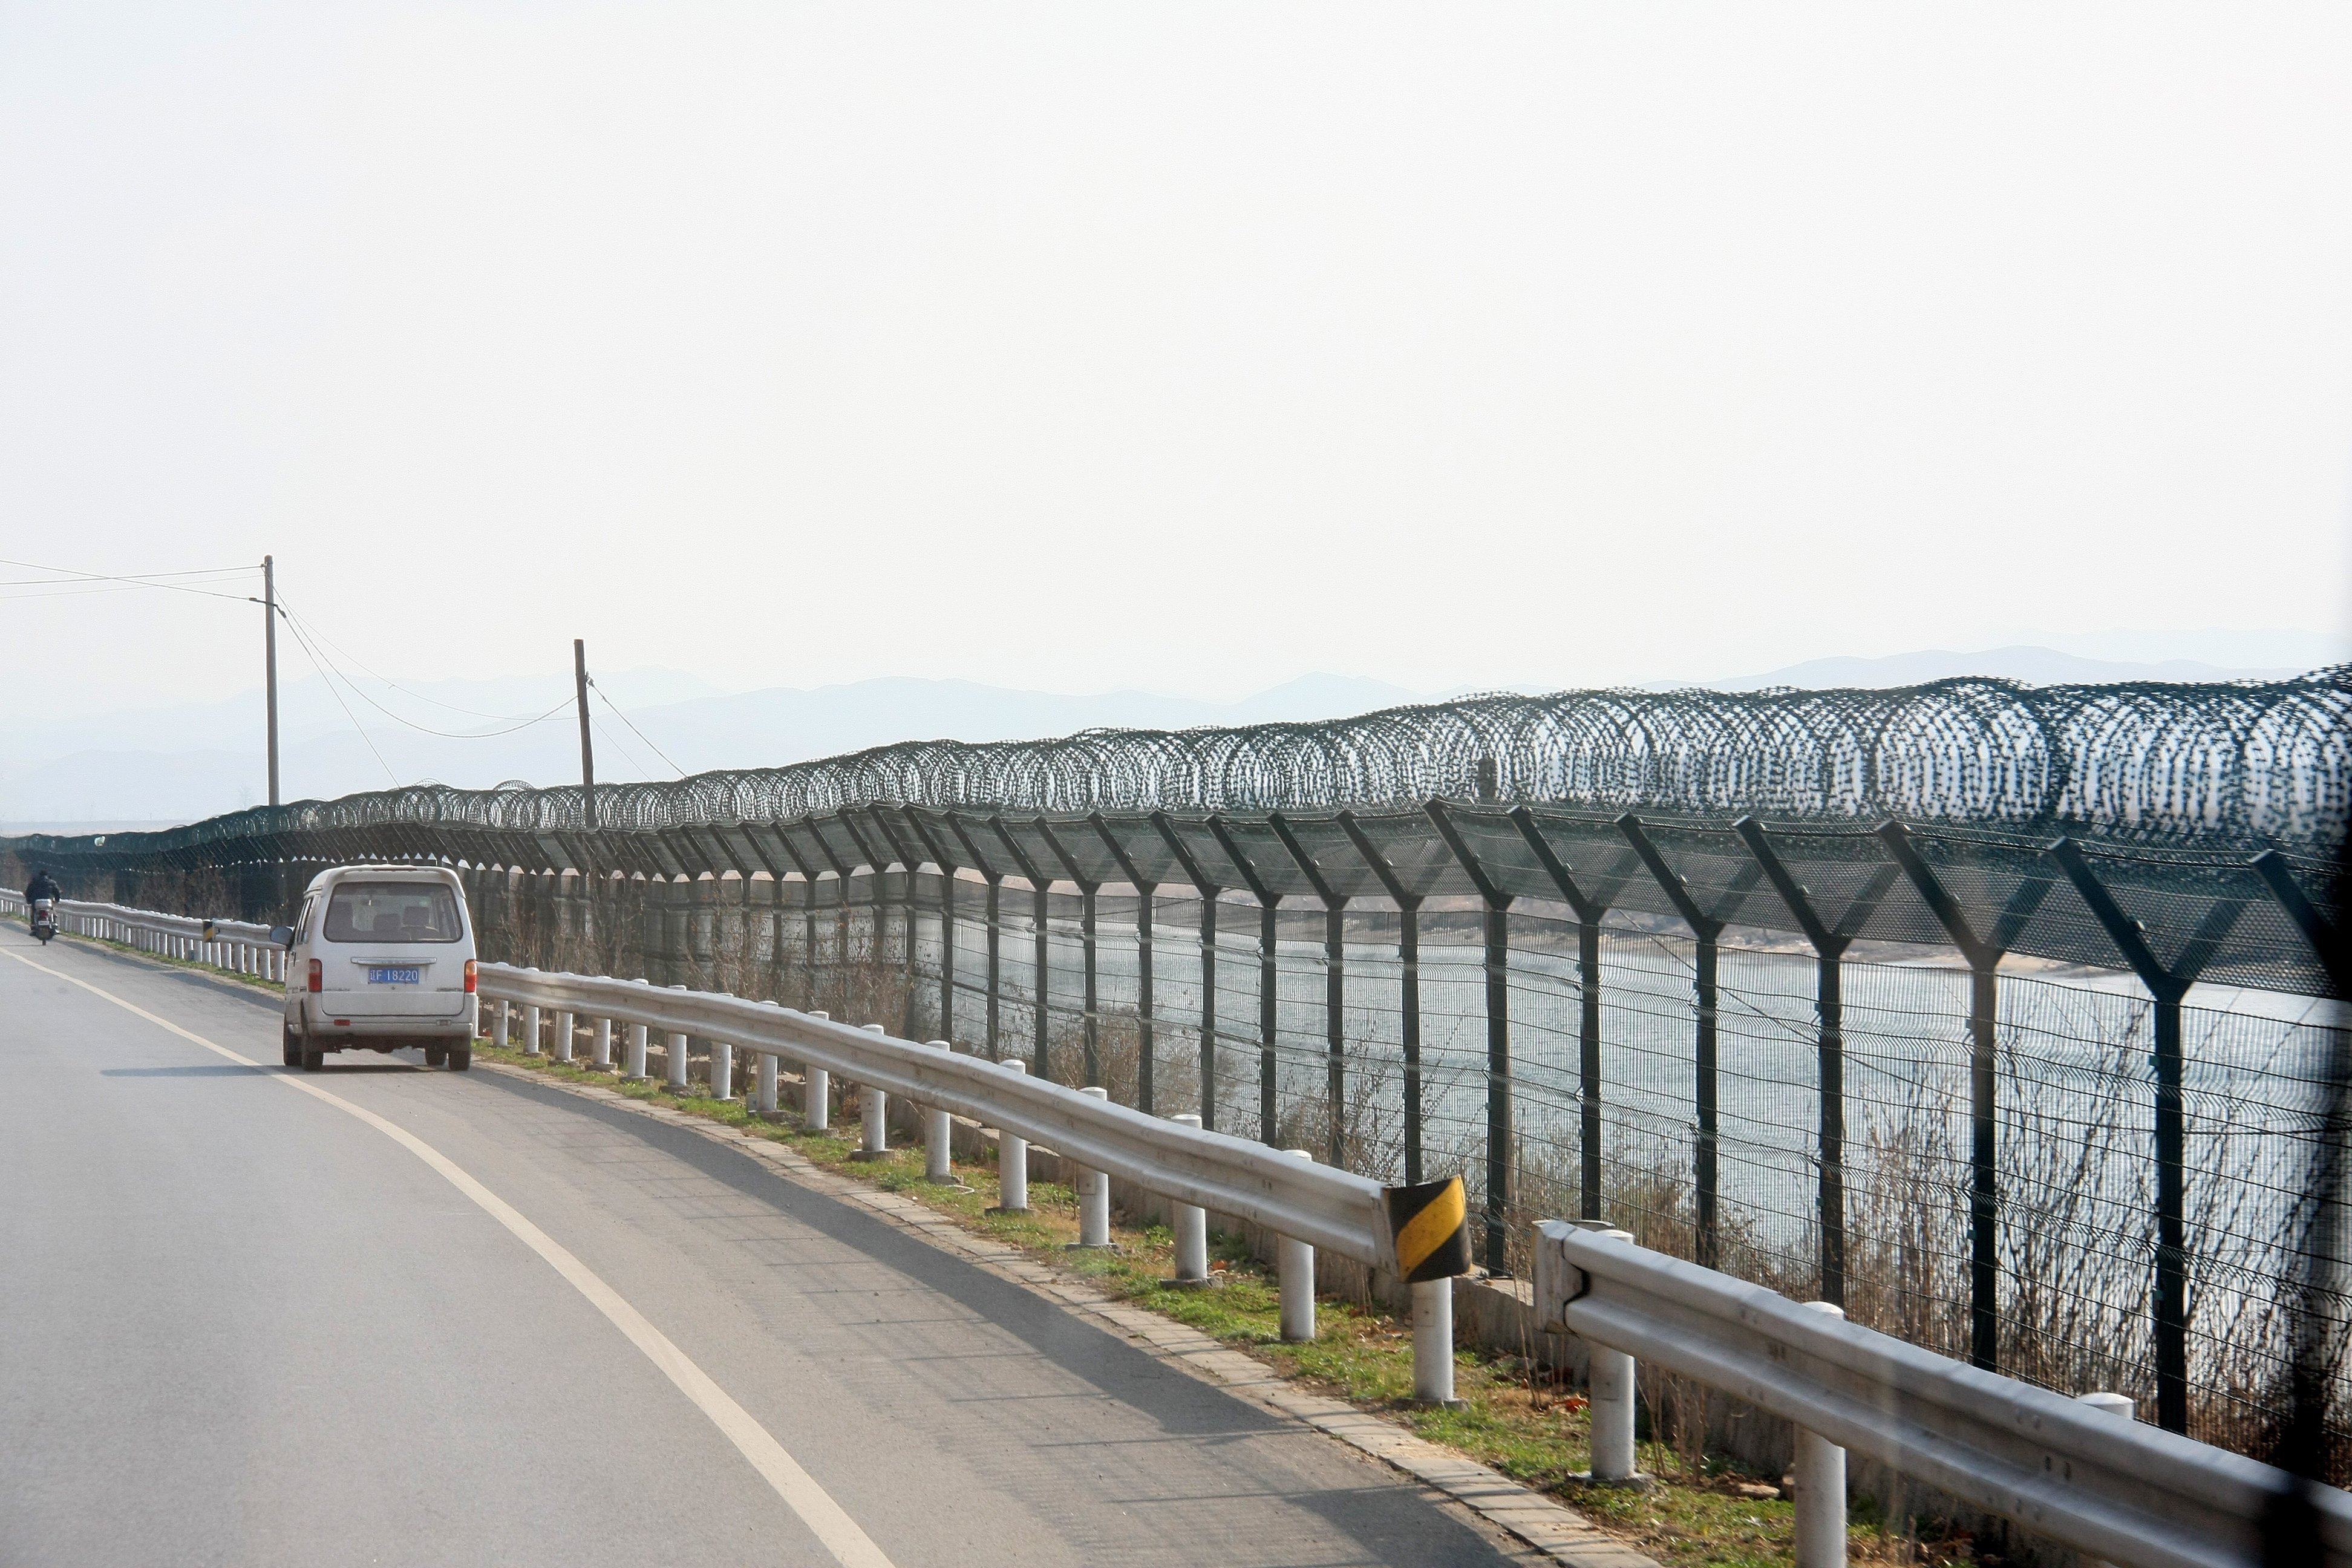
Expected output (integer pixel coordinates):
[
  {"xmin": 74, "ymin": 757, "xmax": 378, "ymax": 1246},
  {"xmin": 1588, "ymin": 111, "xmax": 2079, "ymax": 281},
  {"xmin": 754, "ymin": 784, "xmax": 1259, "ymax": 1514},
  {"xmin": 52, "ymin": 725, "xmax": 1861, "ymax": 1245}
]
[
  {"xmin": 575, "ymin": 638, "xmax": 597, "ymax": 828},
  {"xmin": 263, "ymin": 555, "xmax": 280, "ymax": 806}
]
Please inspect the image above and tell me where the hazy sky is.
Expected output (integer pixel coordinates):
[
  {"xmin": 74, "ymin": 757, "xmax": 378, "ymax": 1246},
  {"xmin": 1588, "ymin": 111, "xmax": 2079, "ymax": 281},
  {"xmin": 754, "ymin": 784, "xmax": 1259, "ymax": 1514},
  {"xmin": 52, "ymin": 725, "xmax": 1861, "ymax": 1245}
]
[{"xmin": 4, "ymin": 2, "xmax": 2348, "ymax": 724}]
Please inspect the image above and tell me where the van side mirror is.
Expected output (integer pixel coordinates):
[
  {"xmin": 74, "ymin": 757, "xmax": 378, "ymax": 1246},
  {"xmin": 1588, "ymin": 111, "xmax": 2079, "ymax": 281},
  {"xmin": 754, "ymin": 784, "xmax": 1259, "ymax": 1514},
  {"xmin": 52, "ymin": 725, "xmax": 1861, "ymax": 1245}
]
[{"xmin": 269, "ymin": 926, "xmax": 295, "ymax": 948}]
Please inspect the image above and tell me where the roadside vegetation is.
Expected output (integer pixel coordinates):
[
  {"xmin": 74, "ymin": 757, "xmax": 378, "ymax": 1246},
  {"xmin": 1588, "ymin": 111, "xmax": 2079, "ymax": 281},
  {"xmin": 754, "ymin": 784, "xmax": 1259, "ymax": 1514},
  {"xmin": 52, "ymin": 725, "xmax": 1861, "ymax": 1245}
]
[{"xmin": 477, "ymin": 1038, "xmax": 1988, "ymax": 1568}]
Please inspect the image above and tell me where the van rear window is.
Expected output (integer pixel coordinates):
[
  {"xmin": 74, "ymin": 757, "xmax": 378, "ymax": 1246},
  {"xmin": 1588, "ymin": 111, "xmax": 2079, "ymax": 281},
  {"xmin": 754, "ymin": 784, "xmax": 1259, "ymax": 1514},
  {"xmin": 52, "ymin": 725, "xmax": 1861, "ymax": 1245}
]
[{"xmin": 322, "ymin": 883, "xmax": 464, "ymax": 944}]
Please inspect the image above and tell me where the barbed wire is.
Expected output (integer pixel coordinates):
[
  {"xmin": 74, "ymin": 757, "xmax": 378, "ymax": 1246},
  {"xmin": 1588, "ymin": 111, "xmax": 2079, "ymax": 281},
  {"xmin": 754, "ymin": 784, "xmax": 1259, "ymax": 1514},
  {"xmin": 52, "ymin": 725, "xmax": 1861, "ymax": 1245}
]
[{"xmin": 12, "ymin": 670, "xmax": 2348, "ymax": 858}]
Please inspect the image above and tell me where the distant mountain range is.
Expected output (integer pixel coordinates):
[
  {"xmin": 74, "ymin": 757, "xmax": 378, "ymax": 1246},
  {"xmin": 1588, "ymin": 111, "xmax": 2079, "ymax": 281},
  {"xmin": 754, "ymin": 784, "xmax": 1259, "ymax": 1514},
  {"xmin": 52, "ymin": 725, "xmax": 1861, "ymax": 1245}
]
[
  {"xmin": 1681, "ymin": 644, "xmax": 2322, "ymax": 692},
  {"xmin": 3, "ymin": 644, "xmax": 2338, "ymax": 832}
]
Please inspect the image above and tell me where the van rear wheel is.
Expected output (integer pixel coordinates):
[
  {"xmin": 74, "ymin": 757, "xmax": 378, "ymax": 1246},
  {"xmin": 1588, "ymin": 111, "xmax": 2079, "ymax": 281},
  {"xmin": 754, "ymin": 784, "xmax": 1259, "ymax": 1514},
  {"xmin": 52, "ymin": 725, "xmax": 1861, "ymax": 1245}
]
[
  {"xmin": 282, "ymin": 1027, "xmax": 301, "ymax": 1068},
  {"xmin": 300, "ymin": 1045, "xmax": 324, "ymax": 1072},
  {"xmin": 448, "ymin": 1045, "xmax": 472, "ymax": 1072},
  {"xmin": 423, "ymin": 1045, "xmax": 446, "ymax": 1068}
]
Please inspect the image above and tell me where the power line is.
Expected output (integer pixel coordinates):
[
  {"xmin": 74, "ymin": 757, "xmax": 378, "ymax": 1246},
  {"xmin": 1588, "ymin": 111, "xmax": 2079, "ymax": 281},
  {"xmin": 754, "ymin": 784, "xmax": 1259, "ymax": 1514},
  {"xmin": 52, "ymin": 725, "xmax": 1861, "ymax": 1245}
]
[
  {"xmin": 275, "ymin": 598, "xmax": 572, "ymax": 740},
  {"xmin": 588, "ymin": 710, "xmax": 659, "ymax": 782},
  {"xmin": 0, "ymin": 580, "xmax": 258, "ymax": 605},
  {"xmin": 279, "ymin": 607, "xmax": 566, "ymax": 724},
  {"xmin": 0, "ymin": 557, "xmax": 258, "ymax": 603},
  {"xmin": 590, "ymin": 679, "xmax": 689, "ymax": 779},
  {"xmin": 275, "ymin": 609, "xmax": 400, "ymax": 789}
]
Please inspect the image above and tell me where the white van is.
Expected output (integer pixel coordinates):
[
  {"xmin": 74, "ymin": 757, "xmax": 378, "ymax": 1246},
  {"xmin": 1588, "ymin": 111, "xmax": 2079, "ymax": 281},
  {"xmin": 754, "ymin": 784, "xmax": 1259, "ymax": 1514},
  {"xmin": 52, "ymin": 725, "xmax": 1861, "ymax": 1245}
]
[{"xmin": 276, "ymin": 865, "xmax": 478, "ymax": 1072}]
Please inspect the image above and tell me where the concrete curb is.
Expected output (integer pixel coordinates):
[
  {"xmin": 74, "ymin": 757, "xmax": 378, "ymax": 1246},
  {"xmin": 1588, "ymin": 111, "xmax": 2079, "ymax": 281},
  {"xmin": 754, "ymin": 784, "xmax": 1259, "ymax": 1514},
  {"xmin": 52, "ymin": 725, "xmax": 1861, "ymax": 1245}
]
[{"xmin": 477, "ymin": 1058, "xmax": 1662, "ymax": 1568}]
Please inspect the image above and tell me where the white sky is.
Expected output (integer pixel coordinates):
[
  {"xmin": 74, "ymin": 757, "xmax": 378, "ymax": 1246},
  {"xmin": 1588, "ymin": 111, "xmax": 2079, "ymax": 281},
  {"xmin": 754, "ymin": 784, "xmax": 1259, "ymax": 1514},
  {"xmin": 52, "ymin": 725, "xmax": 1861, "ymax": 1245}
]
[{"xmin": 4, "ymin": 2, "xmax": 2348, "ymax": 722}]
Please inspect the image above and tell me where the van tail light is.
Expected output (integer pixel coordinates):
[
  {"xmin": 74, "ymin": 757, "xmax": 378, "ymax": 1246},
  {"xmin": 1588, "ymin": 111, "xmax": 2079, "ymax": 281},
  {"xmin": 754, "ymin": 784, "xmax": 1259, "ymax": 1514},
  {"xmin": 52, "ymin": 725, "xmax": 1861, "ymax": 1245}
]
[
  {"xmin": 307, "ymin": 958, "xmax": 323, "ymax": 993},
  {"xmin": 464, "ymin": 959, "xmax": 477, "ymax": 995}
]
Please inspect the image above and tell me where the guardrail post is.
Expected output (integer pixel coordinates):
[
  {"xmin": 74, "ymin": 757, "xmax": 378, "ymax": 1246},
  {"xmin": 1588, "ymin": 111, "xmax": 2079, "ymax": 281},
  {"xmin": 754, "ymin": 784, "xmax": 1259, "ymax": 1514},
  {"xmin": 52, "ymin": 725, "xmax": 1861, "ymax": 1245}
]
[
  {"xmin": 1165, "ymin": 1114, "xmax": 1212, "ymax": 1285},
  {"xmin": 711, "ymin": 1036, "xmax": 733, "ymax": 1100},
  {"xmin": 523, "ymin": 1003, "xmax": 543, "ymax": 1056},
  {"xmin": 855, "ymin": 1022, "xmax": 889, "ymax": 1157},
  {"xmin": 1589, "ymin": 1343, "xmax": 1638, "ymax": 1481},
  {"xmin": 756, "ymin": 1046, "xmax": 779, "ymax": 1116},
  {"xmin": 991, "ymin": 1059, "xmax": 1029, "ymax": 1213},
  {"xmin": 492, "ymin": 998, "xmax": 509, "ymax": 1047},
  {"xmin": 625, "ymin": 979, "xmax": 650, "ymax": 1078},
  {"xmin": 1071, "ymin": 1086, "xmax": 1114, "ymax": 1246},
  {"xmin": 665, "ymin": 984, "xmax": 689, "ymax": 1092},
  {"xmin": 1578, "ymin": 1227, "xmax": 1641, "ymax": 1484},
  {"xmin": 1412, "ymin": 1280, "xmax": 1457, "ymax": 1404},
  {"xmin": 1279, "ymin": 1148, "xmax": 1315, "ymax": 1341},
  {"xmin": 805, "ymin": 1010, "xmax": 830, "ymax": 1130},
  {"xmin": 1793, "ymin": 1301, "xmax": 1848, "ymax": 1567},
  {"xmin": 922, "ymin": 1040, "xmax": 957, "ymax": 1183},
  {"xmin": 553, "ymin": 1009, "xmax": 574, "ymax": 1063},
  {"xmin": 2073, "ymin": 1392, "xmax": 2134, "ymax": 1568},
  {"xmin": 592, "ymin": 1017, "xmax": 612, "ymax": 1068}
]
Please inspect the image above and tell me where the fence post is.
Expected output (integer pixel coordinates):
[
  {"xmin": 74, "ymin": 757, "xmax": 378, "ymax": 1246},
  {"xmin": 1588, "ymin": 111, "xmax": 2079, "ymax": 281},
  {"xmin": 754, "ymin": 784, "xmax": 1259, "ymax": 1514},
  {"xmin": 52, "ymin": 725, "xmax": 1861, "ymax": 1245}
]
[
  {"xmin": 1071, "ymin": 1085, "xmax": 1114, "ymax": 1247},
  {"xmin": 1270, "ymin": 813, "xmax": 1348, "ymax": 1168},
  {"xmin": 990, "ymin": 1059, "xmax": 1028, "ymax": 1213},
  {"xmin": 1341, "ymin": 813, "xmax": 1424, "ymax": 1185},
  {"xmin": 804, "ymin": 1009, "xmax": 830, "ymax": 1130},
  {"xmin": 1089, "ymin": 814, "xmax": 1161, "ymax": 1115},
  {"xmin": 1081, "ymin": 882, "xmax": 1099, "ymax": 1088},
  {"xmin": 2049, "ymin": 835, "xmax": 2233, "ymax": 1434},
  {"xmin": 1617, "ymin": 814, "xmax": 1724, "ymax": 1272},
  {"xmin": 984, "ymin": 818, "xmax": 1055, "ymax": 1082},
  {"xmin": 1427, "ymin": 800, "xmax": 1517, "ymax": 1275},
  {"xmin": 984, "ymin": 874, "xmax": 1002, "ymax": 1059},
  {"xmin": 1878, "ymin": 822, "xmax": 2009, "ymax": 1371},
  {"xmin": 1792, "ymin": 1301, "xmax": 1849, "ymax": 1567},
  {"xmin": 1736, "ymin": 819, "xmax": 1855, "ymax": 1307},
  {"xmin": 801, "ymin": 876, "xmax": 819, "ymax": 1010},
  {"xmin": 923, "ymin": 1040, "xmax": 955, "ymax": 1183},
  {"xmin": 854, "ymin": 1022, "xmax": 888, "ymax": 1158},
  {"xmin": 1206, "ymin": 816, "xmax": 1280, "ymax": 1145},
  {"xmin": 1146, "ymin": 813, "xmax": 1223, "ymax": 1135},
  {"xmin": 1279, "ymin": 1148, "xmax": 1316, "ymax": 1341},
  {"xmin": 1509, "ymin": 808, "xmax": 1610, "ymax": 1221},
  {"xmin": 1165, "ymin": 1113, "xmax": 1211, "ymax": 1285},
  {"xmin": 939, "ymin": 862, "xmax": 957, "ymax": 1045},
  {"xmin": 1258, "ymin": 901, "xmax": 1278, "ymax": 1145},
  {"xmin": 946, "ymin": 815, "xmax": 1001, "ymax": 1062},
  {"xmin": 1034, "ymin": 822, "xmax": 1101, "ymax": 1089}
]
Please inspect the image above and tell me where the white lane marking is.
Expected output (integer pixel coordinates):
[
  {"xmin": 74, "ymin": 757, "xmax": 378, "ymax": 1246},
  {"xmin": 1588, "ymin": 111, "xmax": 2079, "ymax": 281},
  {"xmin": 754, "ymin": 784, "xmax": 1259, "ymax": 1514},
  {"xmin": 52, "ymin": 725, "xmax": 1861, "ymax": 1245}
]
[{"xmin": 2, "ymin": 946, "xmax": 896, "ymax": 1568}]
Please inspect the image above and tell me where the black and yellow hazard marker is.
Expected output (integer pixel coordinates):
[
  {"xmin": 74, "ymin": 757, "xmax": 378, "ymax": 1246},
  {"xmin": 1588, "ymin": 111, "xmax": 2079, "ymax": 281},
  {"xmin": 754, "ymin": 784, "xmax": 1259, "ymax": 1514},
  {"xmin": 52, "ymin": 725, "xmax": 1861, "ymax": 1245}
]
[
  {"xmin": 200, "ymin": 920, "xmax": 217, "ymax": 942},
  {"xmin": 1385, "ymin": 1174, "xmax": 1472, "ymax": 1282}
]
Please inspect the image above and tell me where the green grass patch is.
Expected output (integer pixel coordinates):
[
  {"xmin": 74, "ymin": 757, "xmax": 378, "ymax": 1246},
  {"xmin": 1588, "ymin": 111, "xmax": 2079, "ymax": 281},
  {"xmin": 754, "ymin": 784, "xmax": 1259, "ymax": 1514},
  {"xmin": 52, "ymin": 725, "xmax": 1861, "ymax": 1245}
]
[{"xmin": 475, "ymin": 1042, "xmax": 1984, "ymax": 1568}]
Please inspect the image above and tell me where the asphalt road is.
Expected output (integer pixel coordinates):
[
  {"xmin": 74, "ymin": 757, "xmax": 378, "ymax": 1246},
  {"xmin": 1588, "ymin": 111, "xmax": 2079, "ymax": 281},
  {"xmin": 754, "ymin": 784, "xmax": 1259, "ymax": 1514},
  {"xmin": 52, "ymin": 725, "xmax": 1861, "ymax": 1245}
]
[{"xmin": 0, "ymin": 932, "xmax": 1526, "ymax": 1567}]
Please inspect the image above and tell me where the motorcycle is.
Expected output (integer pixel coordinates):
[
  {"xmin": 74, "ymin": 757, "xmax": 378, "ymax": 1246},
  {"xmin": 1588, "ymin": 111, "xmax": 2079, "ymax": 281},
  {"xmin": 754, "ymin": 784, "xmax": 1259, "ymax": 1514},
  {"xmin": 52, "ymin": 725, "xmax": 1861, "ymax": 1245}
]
[{"xmin": 30, "ymin": 897, "xmax": 57, "ymax": 944}]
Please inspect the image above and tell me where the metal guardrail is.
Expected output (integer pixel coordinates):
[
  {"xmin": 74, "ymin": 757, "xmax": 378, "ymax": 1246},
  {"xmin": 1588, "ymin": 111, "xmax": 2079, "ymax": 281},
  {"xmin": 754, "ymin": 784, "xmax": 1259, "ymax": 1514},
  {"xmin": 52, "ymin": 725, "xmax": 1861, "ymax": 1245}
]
[
  {"xmin": 1532, "ymin": 1221, "xmax": 2352, "ymax": 1568},
  {"xmin": 479, "ymin": 962, "xmax": 1392, "ymax": 1264},
  {"xmin": 1, "ymin": 892, "xmax": 285, "ymax": 978},
  {"xmin": 18, "ymin": 886, "xmax": 2343, "ymax": 1563}
]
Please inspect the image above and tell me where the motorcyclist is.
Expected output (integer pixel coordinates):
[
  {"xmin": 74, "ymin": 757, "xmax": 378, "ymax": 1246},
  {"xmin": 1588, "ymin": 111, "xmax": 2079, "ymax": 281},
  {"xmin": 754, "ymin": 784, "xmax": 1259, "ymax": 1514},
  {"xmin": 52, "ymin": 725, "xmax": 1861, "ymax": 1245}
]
[{"xmin": 24, "ymin": 869, "xmax": 60, "ymax": 907}]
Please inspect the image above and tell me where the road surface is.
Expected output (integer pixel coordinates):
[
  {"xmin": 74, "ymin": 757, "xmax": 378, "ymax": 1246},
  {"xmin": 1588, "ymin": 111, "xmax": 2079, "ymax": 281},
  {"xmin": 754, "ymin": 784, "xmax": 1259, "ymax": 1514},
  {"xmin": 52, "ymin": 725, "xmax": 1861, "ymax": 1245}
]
[{"xmin": 0, "ymin": 932, "xmax": 1527, "ymax": 1566}]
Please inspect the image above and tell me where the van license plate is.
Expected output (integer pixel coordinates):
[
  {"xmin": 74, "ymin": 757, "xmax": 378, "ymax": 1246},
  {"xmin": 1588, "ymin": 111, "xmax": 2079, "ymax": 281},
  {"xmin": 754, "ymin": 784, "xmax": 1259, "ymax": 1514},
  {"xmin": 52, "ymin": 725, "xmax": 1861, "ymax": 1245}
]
[{"xmin": 368, "ymin": 967, "xmax": 422, "ymax": 985}]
